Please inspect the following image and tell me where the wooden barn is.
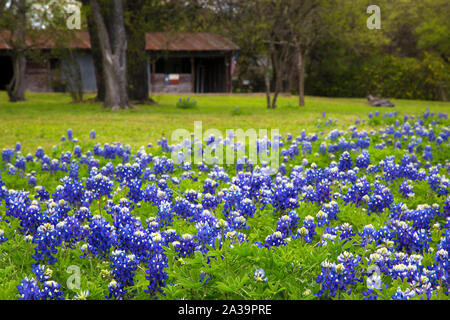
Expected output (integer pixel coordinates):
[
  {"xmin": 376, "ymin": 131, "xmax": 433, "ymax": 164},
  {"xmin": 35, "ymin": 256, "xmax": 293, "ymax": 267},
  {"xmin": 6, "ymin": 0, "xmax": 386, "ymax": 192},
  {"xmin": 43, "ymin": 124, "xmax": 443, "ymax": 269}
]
[{"xmin": 0, "ymin": 31, "xmax": 239, "ymax": 94}]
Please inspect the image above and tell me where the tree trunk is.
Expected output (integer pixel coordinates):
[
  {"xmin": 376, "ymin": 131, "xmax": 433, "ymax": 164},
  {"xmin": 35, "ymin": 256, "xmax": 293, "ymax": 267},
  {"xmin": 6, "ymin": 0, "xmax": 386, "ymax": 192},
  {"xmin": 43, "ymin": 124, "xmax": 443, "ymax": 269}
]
[
  {"xmin": 90, "ymin": 0, "xmax": 129, "ymax": 110},
  {"xmin": 7, "ymin": 52, "xmax": 26, "ymax": 102},
  {"xmin": 298, "ymin": 49, "xmax": 305, "ymax": 107},
  {"xmin": 7, "ymin": 0, "xmax": 26, "ymax": 102},
  {"xmin": 271, "ymin": 54, "xmax": 283, "ymax": 109},
  {"xmin": 67, "ymin": 49, "xmax": 83, "ymax": 102},
  {"xmin": 125, "ymin": 0, "xmax": 153, "ymax": 104},
  {"xmin": 271, "ymin": 90, "xmax": 279, "ymax": 109},
  {"xmin": 439, "ymin": 84, "xmax": 448, "ymax": 102},
  {"xmin": 271, "ymin": 67, "xmax": 281, "ymax": 109},
  {"xmin": 87, "ymin": 9, "xmax": 105, "ymax": 101},
  {"xmin": 264, "ymin": 55, "xmax": 272, "ymax": 109}
]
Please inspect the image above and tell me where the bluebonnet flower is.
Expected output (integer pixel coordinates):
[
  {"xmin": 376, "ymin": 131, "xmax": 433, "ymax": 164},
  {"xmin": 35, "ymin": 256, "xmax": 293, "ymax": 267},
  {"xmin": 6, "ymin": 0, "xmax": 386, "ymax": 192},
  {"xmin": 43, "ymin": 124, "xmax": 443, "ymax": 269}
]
[
  {"xmin": 85, "ymin": 172, "xmax": 115, "ymax": 199},
  {"xmin": 32, "ymin": 223, "xmax": 62, "ymax": 265},
  {"xmin": 28, "ymin": 174, "xmax": 37, "ymax": 187},
  {"xmin": 390, "ymin": 220, "xmax": 430, "ymax": 254},
  {"xmin": 320, "ymin": 201, "xmax": 340, "ymax": 220},
  {"xmin": 145, "ymin": 253, "xmax": 168, "ymax": 296},
  {"xmin": 355, "ymin": 150, "xmax": 370, "ymax": 169},
  {"xmin": 126, "ymin": 178, "xmax": 144, "ymax": 203},
  {"xmin": 17, "ymin": 278, "xmax": 42, "ymax": 300},
  {"xmin": 35, "ymin": 147, "xmax": 45, "ymax": 160},
  {"xmin": 2, "ymin": 148, "xmax": 14, "ymax": 162},
  {"xmin": 359, "ymin": 224, "xmax": 377, "ymax": 246},
  {"xmin": 201, "ymin": 193, "xmax": 219, "ymax": 210},
  {"xmin": 254, "ymin": 269, "xmax": 268, "ymax": 282},
  {"xmin": 200, "ymin": 270, "xmax": 212, "ymax": 284},
  {"xmin": 338, "ymin": 151, "xmax": 353, "ymax": 171},
  {"xmin": 315, "ymin": 255, "xmax": 361, "ymax": 299},
  {"xmin": 32, "ymin": 264, "xmax": 53, "ymax": 282},
  {"xmin": 0, "ymin": 229, "xmax": 8, "ymax": 244},
  {"xmin": 276, "ymin": 211, "xmax": 299, "ymax": 237},
  {"xmin": 40, "ymin": 280, "xmax": 64, "ymax": 300},
  {"xmin": 25, "ymin": 153, "xmax": 33, "ymax": 162},
  {"xmin": 174, "ymin": 233, "xmax": 197, "ymax": 257},
  {"xmin": 107, "ymin": 250, "xmax": 138, "ymax": 299},
  {"xmin": 67, "ymin": 129, "xmax": 73, "ymax": 141},
  {"xmin": 338, "ymin": 223, "xmax": 355, "ymax": 242},
  {"xmin": 58, "ymin": 216, "xmax": 87, "ymax": 248},
  {"xmin": 263, "ymin": 231, "xmax": 287, "ymax": 248},
  {"xmin": 271, "ymin": 181, "xmax": 299, "ymax": 212},
  {"xmin": 83, "ymin": 215, "xmax": 116, "ymax": 258},
  {"xmin": 423, "ymin": 145, "xmax": 432, "ymax": 161},
  {"xmin": 227, "ymin": 211, "xmax": 249, "ymax": 230},
  {"xmin": 316, "ymin": 209, "xmax": 329, "ymax": 227},
  {"xmin": 34, "ymin": 186, "xmax": 50, "ymax": 201},
  {"xmin": 391, "ymin": 287, "xmax": 416, "ymax": 300},
  {"xmin": 203, "ymin": 178, "xmax": 218, "ymax": 194},
  {"xmin": 157, "ymin": 201, "xmax": 174, "ymax": 226}
]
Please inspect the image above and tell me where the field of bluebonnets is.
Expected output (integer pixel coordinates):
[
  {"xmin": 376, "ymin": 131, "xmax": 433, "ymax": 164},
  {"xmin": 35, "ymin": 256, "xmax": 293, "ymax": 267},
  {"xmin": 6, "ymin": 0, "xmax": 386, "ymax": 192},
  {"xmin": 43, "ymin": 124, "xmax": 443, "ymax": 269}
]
[{"xmin": 0, "ymin": 95, "xmax": 449, "ymax": 300}]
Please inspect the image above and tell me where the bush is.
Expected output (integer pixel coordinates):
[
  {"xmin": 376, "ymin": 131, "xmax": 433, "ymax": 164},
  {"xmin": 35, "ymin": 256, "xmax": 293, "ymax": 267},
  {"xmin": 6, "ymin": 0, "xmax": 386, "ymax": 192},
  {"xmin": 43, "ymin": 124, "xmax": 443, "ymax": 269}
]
[
  {"xmin": 231, "ymin": 106, "xmax": 243, "ymax": 116},
  {"xmin": 176, "ymin": 97, "xmax": 197, "ymax": 109},
  {"xmin": 305, "ymin": 39, "xmax": 449, "ymax": 100}
]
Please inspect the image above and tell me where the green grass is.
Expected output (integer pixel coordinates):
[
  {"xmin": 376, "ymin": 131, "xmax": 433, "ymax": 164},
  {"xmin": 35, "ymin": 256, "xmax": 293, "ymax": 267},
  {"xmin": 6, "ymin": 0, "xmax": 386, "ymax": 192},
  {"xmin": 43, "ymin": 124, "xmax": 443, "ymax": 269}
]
[{"xmin": 1, "ymin": 91, "xmax": 448, "ymax": 152}]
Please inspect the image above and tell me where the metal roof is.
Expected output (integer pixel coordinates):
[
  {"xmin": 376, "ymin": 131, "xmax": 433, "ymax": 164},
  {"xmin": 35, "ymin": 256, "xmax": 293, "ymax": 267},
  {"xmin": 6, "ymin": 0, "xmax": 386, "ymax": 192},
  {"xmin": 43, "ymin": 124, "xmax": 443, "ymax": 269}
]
[
  {"xmin": 0, "ymin": 31, "xmax": 238, "ymax": 52},
  {"xmin": 146, "ymin": 32, "xmax": 238, "ymax": 51},
  {"xmin": 0, "ymin": 30, "xmax": 91, "ymax": 50}
]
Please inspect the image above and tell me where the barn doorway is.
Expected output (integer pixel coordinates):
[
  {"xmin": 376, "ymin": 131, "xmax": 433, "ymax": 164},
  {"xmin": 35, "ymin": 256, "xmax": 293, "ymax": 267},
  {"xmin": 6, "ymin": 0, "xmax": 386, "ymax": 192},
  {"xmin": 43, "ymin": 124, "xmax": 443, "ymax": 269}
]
[
  {"xmin": 194, "ymin": 57, "xmax": 225, "ymax": 93},
  {"xmin": 0, "ymin": 56, "xmax": 13, "ymax": 91}
]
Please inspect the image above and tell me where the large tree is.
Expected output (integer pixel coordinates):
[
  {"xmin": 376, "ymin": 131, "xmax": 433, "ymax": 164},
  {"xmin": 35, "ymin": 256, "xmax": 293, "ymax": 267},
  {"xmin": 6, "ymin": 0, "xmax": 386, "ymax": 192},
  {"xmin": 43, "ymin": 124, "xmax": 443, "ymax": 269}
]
[
  {"xmin": 1, "ymin": 0, "xmax": 27, "ymax": 102},
  {"xmin": 124, "ymin": 0, "xmax": 150, "ymax": 103},
  {"xmin": 88, "ymin": 0, "xmax": 130, "ymax": 109},
  {"xmin": 0, "ymin": 0, "xmax": 82, "ymax": 102}
]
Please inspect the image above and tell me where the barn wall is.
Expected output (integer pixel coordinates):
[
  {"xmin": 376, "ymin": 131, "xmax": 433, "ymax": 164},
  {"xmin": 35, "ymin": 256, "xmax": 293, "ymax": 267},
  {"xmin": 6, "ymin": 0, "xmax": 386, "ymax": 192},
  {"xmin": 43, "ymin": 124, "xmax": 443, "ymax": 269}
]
[
  {"xmin": 26, "ymin": 61, "xmax": 52, "ymax": 92},
  {"xmin": 61, "ymin": 52, "xmax": 97, "ymax": 93},
  {"xmin": 77, "ymin": 53, "xmax": 97, "ymax": 92},
  {"xmin": 150, "ymin": 74, "xmax": 192, "ymax": 93}
]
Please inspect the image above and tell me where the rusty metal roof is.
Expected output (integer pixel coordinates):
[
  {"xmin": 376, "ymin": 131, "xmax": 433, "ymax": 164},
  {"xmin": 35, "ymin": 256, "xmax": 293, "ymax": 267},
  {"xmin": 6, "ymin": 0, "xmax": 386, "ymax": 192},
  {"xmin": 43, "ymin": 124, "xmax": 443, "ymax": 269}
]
[
  {"xmin": 0, "ymin": 30, "xmax": 91, "ymax": 50},
  {"xmin": 146, "ymin": 32, "xmax": 238, "ymax": 51},
  {"xmin": 0, "ymin": 31, "xmax": 238, "ymax": 51}
]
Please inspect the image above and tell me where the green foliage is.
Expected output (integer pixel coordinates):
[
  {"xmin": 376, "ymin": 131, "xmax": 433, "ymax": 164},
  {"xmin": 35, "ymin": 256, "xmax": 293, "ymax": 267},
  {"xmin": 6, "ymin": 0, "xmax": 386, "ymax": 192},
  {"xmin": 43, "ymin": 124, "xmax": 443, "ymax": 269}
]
[{"xmin": 176, "ymin": 97, "xmax": 198, "ymax": 109}]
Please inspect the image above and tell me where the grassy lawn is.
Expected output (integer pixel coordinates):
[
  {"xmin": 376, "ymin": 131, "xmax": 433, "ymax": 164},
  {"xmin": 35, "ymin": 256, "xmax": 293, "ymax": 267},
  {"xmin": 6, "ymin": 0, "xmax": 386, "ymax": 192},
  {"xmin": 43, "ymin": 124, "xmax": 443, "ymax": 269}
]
[{"xmin": 1, "ymin": 91, "xmax": 449, "ymax": 152}]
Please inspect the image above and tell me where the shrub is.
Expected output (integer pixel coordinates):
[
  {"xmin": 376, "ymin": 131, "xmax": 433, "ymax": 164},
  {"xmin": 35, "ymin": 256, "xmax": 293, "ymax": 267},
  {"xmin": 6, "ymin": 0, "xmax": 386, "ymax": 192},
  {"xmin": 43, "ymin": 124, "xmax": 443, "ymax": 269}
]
[{"xmin": 176, "ymin": 97, "xmax": 197, "ymax": 109}]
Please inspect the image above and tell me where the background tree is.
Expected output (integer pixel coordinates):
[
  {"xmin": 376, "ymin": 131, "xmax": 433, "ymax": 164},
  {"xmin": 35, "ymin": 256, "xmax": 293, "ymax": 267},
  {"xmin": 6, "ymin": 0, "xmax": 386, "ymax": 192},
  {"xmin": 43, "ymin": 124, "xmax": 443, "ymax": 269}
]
[
  {"xmin": 124, "ymin": 0, "xmax": 193, "ymax": 104},
  {"xmin": 208, "ymin": 0, "xmax": 325, "ymax": 108},
  {"xmin": 1, "ymin": 0, "xmax": 28, "ymax": 102},
  {"xmin": 85, "ymin": 4, "xmax": 105, "ymax": 102},
  {"xmin": 0, "ymin": 0, "xmax": 77, "ymax": 102},
  {"xmin": 414, "ymin": 0, "xmax": 449, "ymax": 101},
  {"xmin": 124, "ymin": 0, "xmax": 150, "ymax": 103},
  {"xmin": 88, "ymin": 0, "xmax": 130, "ymax": 109}
]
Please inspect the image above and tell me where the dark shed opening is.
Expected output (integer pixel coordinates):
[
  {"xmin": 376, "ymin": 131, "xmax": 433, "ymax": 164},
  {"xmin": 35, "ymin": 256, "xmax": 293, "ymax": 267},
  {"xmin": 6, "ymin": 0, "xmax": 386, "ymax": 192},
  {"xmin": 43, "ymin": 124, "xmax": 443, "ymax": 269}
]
[{"xmin": 0, "ymin": 55, "xmax": 13, "ymax": 90}]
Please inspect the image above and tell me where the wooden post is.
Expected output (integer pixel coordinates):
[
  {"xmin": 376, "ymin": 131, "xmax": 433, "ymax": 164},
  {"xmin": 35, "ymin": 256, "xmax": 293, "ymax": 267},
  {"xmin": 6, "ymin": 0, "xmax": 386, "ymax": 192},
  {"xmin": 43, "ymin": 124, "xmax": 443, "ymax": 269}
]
[
  {"xmin": 225, "ymin": 56, "xmax": 231, "ymax": 93},
  {"xmin": 298, "ymin": 50, "xmax": 305, "ymax": 107},
  {"xmin": 151, "ymin": 60, "xmax": 156, "ymax": 93},
  {"xmin": 190, "ymin": 57, "xmax": 195, "ymax": 93}
]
